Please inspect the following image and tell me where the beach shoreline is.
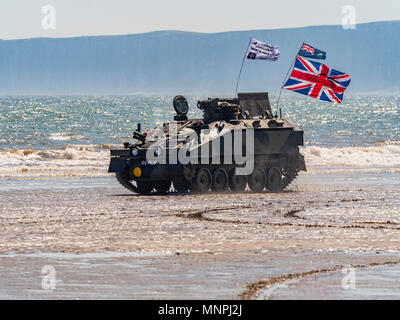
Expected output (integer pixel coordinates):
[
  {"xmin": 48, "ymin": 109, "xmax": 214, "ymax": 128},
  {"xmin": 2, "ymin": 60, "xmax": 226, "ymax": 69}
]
[{"xmin": 1, "ymin": 170, "xmax": 400, "ymax": 299}]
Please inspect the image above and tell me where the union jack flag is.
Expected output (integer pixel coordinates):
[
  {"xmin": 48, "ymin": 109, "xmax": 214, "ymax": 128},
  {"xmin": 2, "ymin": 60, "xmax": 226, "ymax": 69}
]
[
  {"xmin": 302, "ymin": 44, "xmax": 315, "ymax": 54},
  {"xmin": 283, "ymin": 56, "xmax": 351, "ymax": 104},
  {"xmin": 298, "ymin": 43, "xmax": 326, "ymax": 60}
]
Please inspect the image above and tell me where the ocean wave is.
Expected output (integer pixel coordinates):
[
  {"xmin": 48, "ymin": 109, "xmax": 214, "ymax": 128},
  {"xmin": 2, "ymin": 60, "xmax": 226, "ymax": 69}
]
[
  {"xmin": 1, "ymin": 143, "xmax": 400, "ymax": 179},
  {"xmin": 302, "ymin": 143, "xmax": 400, "ymax": 168},
  {"xmin": 0, "ymin": 145, "xmax": 110, "ymax": 163},
  {"xmin": 0, "ymin": 145, "xmax": 111, "ymax": 178},
  {"xmin": 49, "ymin": 132, "xmax": 86, "ymax": 141}
]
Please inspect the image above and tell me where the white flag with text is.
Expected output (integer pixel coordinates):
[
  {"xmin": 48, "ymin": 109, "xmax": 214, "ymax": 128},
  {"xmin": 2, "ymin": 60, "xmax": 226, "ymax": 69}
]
[{"xmin": 246, "ymin": 38, "xmax": 280, "ymax": 61}]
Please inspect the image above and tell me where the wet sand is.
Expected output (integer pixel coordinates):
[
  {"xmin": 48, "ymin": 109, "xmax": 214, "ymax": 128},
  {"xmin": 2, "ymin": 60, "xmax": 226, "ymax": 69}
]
[{"xmin": 1, "ymin": 171, "xmax": 400, "ymax": 299}]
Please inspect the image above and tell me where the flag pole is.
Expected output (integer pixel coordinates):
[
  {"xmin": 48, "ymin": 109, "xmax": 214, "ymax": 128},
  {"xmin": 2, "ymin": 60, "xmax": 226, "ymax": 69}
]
[
  {"xmin": 234, "ymin": 38, "xmax": 252, "ymax": 97},
  {"xmin": 275, "ymin": 41, "xmax": 304, "ymax": 117}
]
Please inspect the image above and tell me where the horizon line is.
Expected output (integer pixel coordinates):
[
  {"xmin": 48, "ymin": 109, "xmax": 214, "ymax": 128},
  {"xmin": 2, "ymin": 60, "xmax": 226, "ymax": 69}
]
[{"xmin": 1, "ymin": 19, "xmax": 399, "ymax": 42}]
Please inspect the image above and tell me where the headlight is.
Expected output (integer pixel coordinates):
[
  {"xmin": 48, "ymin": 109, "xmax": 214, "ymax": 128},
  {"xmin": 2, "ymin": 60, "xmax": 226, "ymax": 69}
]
[{"xmin": 131, "ymin": 147, "xmax": 139, "ymax": 157}]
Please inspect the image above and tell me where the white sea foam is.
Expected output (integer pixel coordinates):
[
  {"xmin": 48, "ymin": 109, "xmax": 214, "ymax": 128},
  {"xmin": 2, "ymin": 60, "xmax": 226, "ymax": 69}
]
[
  {"xmin": 1, "ymin": 143, "xmax": 400, "ymax": 179},
  {"xmin": 0, "ymin": 145, "xmax": 112, "ymax": 178},
  {"xmin": 49, "ymin": 132, "xmax": 86, "ymax": 141},
  {"xmin": 302, "ymin": 143, "xmax": 400, "ymax": 169}
]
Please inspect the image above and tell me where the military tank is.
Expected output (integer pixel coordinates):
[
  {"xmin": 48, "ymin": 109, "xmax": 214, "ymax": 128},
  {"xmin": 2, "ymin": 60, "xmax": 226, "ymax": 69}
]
[{"xmin": 108, "ymin": 92, "xmax": 306, "ymax": 194}]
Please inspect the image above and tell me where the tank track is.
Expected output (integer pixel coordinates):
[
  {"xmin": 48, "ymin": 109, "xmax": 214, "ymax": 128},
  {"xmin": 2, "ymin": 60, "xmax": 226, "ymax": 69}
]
[
  {"xmin": 282, "ymin": 171, "xmax": 298, "ymax": 190},
  {"xmin": 115, "ymin": 170, "xmax": 138, "ymax": 193},
  {"xmin": 253, "ymin": 158, "xmax": 300, "ymax": 191},
  {"xmin": 116, "ymin": 163, "xmax": 300, "ymax": 194}
]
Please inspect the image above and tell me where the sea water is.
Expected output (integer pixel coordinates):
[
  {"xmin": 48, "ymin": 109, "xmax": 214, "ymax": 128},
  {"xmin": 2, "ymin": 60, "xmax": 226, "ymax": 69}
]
[{"xmin": 0, "ymin": 95, "xmax": 399, "ymax": 180}]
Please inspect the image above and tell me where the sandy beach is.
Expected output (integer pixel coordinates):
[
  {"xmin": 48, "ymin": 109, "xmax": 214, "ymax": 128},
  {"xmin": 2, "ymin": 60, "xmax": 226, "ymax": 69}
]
[{"xmin": 1, "ymin": 169, "xmax": 400, "ymax": 299}]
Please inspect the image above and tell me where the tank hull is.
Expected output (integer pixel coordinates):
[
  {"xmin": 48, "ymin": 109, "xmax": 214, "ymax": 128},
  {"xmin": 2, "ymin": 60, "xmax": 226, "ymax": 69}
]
[{"xmin": 108, "ymin": 93, "xmax": 306, "ymax": 194}]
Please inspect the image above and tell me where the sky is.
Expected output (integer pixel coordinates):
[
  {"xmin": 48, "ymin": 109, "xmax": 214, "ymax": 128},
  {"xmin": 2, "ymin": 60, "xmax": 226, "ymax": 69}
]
[{"xmin": 0, "ymin": 0, "xmax": 399, "ymax": 39}]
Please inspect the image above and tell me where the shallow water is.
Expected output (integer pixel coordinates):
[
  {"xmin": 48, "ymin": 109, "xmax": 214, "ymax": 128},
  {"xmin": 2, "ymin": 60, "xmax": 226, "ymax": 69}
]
[
  {"xmin": 0, "ymin": 168, "xmax": 400, "ymax": 299},
  {"xmin": 257, "ymin": 263, "xmax": 400, "ymax": 300},
  {"xmin": 1, "ymin": 249, "xmax": 399, "ymax": 299}
]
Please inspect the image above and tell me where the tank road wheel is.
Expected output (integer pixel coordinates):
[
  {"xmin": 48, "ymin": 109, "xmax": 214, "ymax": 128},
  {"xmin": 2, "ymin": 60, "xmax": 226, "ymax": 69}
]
[
  {"xmin": 192, "ymin": 168, "xmax": 212, "ymax": 193},
  {"xmin": 267, "ymin": 167, "xmax": 283, "ymax": 192},
  {"xmin": 228, "ymin": 168, "xmax": 247, "ymax": 192},
  {"xmin": 155, "ymin": 180, "xmax": 171, "ymax": 195},
  {"xmin": 248, "ymin": 167, "xmax": 266, "ymax": 193},
  {"xmin": 212, "ymin": 168, "xmax": 228, "ymax": 192}
]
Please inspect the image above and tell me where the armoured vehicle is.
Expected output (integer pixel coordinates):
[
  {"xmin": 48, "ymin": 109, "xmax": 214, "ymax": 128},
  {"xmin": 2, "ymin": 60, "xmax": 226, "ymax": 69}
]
[{"xmin": 108, "ymin": 92, "xmax": 306, "ymax": 194}]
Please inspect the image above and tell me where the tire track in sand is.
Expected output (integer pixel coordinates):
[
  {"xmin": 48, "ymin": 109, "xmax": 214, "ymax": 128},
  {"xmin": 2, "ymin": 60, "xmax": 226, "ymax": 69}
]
[
  {"xmin": 238, "ymin": 260, "xmax": 400, "ymax": 300},
  {"xmin": 172, "ymin": 207, "xmax": 400, "ymax": 231}
]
